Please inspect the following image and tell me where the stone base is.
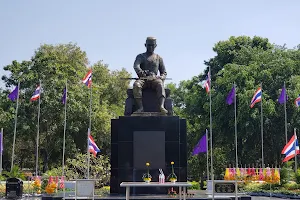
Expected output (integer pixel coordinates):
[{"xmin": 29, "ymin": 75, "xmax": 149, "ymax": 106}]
[
  {"xmin": 131, "ymin": 112, "xmax": 167, "ymax": 116},
  {"xmin": 124, "ymin": 89, "xmax": 173, "ymax": 116}
]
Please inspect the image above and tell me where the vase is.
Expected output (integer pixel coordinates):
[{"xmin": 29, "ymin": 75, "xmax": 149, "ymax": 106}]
[
  {"xmin": 144, "ymin": 179, "xmax": 151, "ymax": 183},
  {"xmin": 170, "ymin": 179, "xmax": 177, "ymax": 183}
]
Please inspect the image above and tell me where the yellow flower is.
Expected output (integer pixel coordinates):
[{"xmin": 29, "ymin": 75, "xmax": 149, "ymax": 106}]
[
  {"xmin": 146, "ymin": 162, "xmax": 150, "ymax": 166},
  {"xmin": 171, "ymin": 161, "xmax": 174, "ymax": 165}
]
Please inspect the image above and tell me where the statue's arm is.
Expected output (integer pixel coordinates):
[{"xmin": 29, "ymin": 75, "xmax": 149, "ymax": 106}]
[
  {"xmin": 159, "ymin": 56, "xmax": 167, "ymax": 79},
  {"xmin": 133, "ymin": 55, "xmax": 145, "ymax": 77}
]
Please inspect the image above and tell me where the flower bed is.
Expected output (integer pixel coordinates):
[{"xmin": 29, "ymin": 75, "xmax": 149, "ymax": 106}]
[{"xmin": 242, "ymin": 181, "xmax": 300, "ymax": 199}]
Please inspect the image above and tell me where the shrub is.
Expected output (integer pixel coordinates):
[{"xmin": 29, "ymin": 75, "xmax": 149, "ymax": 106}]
[
  {"xmin": 280, "ymin": 161, "xmax": 295, "ymax": 185},
  {"xmin": 259, "ymin": 183, "xmax": 281, "ymax": 190},
  {"xmin": 188, "ymin": 181, "xmax": 200, "ymax": 190},
  {"xmin": 295, "ymin": 169, "xmax": 300, "ymax": 184},
  {"xmin": 45, "ymin": 152, "xmax": 110, "ymax": 188},
  {"xmin": 95, "ymin": 186, "xmax": 110, "ymax": 196},
  {"xmin": 243, "ymin": 182, "xmax": 283, "ymax": 192},
  {"xmin": 283, "ymin": 182, "xmax": 299, "ymax": 190},
  {"xmin": 243, "ymin": 182, "xmax": 264, "ymax": 192}
]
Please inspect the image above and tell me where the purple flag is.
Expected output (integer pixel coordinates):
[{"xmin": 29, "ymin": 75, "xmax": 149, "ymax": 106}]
[
  {"xmin": 226, "ymin": 86, "xmax": 235, "ymax": 105},
  {"xmin": 278, "ymin": 86, "xmax": 288, "ymax": 104},
  {"xmin": 62, "ymin": 87, "xmax": 67, "ymax": 104},
  {"xmin": 192, "ymin": 133, "xmax": 207, "ymax": 155},
  {"xmin": 8, "ymin": 86, "xmax": 19, "ymax": 101}
]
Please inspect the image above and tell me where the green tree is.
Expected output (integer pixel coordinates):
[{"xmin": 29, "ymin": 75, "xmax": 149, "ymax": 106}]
[
  {"xmin": 1, "ymin": 43, "xmax": 130, "ymax": 172},
  {"xmin": 171, "ymin": 36, "xmax": 300, "ymax": 180}
]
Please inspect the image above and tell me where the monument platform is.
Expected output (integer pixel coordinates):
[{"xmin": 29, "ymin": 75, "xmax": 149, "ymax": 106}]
[{"xmin": 110, "ymin": 115, "xmax": 187, "ymax": 195}]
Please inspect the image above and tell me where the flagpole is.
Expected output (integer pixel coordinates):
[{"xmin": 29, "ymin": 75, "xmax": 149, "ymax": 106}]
[
  {"xmin": 62, "ymin": 80, "xmax": 67, "ymax": 198},
  {"xmin": 11, "ymin": 81, "xmax": 20, "ymax": 171},
  {"xmin": 234, "ymin": 83, "xmax": 238, "ymax": 200},
  {"xmin": 35, "ymin": 80, "xmax": 41, "ymax": 176},
  {"xmin": 87, "ymin": 68, "xmax": 93, "ymax": 179},
  {"xmin": 295, "ymin": 128, "xmax": 297, "ymax": 173},
  {"xmin": 260, "ymin": 82, "xmax": 264, "ymax": 168},
  {"xmin": 284, "ymin": 82, "xmax": 287, "ymax": 144},
  {"xmin": 206, "ymin": 129, "xmax": 209, "ymax": 181},
  {"xmin": 0, "ymin": 128, "xmax": 3, "ymax": 174},
  {"xmin": 208, "ymin": 66, "xmax": 214, "ymax": 200},
  {"xmin": 87, "ymin": 127, "xmax": 90, "ymax": 179}
]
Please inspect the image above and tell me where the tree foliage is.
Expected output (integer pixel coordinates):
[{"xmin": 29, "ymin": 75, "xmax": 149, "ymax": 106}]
[
  {"xmin": 2, "ymin": 36, "xmax": 300, "ymax": 183},
  {"xmin": 170, "ymin": 36, "xmax": 300, "ymax": 180},
  {"xmin": 1, "ymin": 43, "xmax": 130, "ymax": 172}
]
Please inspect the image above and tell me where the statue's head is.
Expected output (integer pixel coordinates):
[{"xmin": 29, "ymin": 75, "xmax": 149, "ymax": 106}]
[{"xmin": 145, "ymin": 37, "xmax": 157, "ymax": 53}]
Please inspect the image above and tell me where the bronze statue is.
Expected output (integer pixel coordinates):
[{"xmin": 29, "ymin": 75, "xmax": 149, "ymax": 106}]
[{"xmin": 133, "ymin": 37, "xmax": 168, "ymax": 114}]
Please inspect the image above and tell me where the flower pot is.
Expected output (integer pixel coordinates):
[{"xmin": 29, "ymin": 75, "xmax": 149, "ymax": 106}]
[
  {"xmin": 41, "ymin": 195, "xmax": 63, "ymax": 200},
  {"xmin": 53, "ymin": 197, "xmax": 63, "ymax": 200},
  {"xmin": 41, "ymin": 196, "xmax": 54, "ymax": 200}
]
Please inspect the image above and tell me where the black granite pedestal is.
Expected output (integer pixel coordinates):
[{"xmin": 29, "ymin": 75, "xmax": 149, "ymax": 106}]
[{"xmin": 110, "ymin": 116, "xmax": 187, "ymax": 195}]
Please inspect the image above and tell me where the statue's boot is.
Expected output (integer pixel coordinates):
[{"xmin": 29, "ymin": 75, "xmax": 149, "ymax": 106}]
[
  {"xmin": 159, "ymin": 97, "xmax": 168, "ymax": 114},
  {"xmin": 135, "ymin": 98, "xmax": 144, "ymax": 112}
]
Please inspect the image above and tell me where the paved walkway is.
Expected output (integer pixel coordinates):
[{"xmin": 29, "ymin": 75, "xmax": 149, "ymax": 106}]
[
  {"xmin": 0, "ymin": 190, "xmax": 296, "ymax": 200},
  {"xmin": 0, "ymin": 197, "xmax": 290, "ymax": 200}
]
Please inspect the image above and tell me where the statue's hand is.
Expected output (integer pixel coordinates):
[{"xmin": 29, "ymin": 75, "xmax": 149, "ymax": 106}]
[
  {"xmin": 138, "ymin": 71, "xmax": 146, "ymax": 77},
  {"xmin": 157, "ymin": 75, "xmax": 166, "ymax": 80}
]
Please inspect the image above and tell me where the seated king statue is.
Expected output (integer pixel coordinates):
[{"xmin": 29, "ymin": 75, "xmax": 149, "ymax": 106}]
[{"xmin": 133, "ymin": 37, "xmax": 168, "ymax": 114}]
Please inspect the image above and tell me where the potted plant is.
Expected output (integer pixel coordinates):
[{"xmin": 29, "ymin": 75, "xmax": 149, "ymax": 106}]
[
  {"xmin": 142, "ymin": 162, "xmax": 152, "ymax": 183},
  {"xmin": 41, "ymin": 176, "xmax": 59, "ymax": 200},
  {"xmin": 2, "ymin": 165, "xmax": 25, "ymax": 180},
  {"xmin": 32, "ymin": 176, "xmax": 42, "ymax": 195}
]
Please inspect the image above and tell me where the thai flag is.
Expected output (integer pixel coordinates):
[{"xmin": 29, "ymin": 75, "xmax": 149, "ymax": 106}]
[
  {"xmin": 281, "ymin": 133, "xmax": 299, "ymax": 162},
  {"xmin": 82, "ymin": 69, "xmax": 92, "ymax": 88},
  {"xmin": 295, "ymin": 95, "xmax": 300, "ymax": 107},
  {"xmin": 201, "ymin": 72, "xmax": 210, "ymax": 94},
  {"xmin": 30, "ymin": 85, "xmax": 41, "ymax": 101},
  {"xmin": 89, "ymin": 135, "xmax": 100, "ymax": 157},
  {"xmin": 250, "ymin": 87, "xmax": 262, "ymax": 108}
]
